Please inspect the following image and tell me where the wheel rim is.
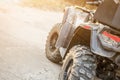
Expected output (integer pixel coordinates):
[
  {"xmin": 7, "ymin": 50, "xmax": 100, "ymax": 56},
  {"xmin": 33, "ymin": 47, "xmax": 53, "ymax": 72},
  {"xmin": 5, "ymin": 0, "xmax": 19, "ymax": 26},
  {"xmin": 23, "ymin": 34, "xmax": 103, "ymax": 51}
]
[
  {"xmin": 64, "ymin": 59, "xmax": 73, "ymax": 80},
  {"xmin": 49, "ymin": 32, "xmax": 58, "ymax": 53}
]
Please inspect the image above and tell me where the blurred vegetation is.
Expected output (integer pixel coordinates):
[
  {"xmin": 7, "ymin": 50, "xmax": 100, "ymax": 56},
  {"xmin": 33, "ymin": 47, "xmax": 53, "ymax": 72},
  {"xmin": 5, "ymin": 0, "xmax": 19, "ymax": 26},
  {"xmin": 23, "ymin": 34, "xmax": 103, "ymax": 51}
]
[
  {"xmin": 21, "ymin": 0, "xmax": 68, "ymax": 11},
  {"xmin": 64, "ymin": 0, "xmax": 86, "ymax": 6},
  {"xmin": 21, "ymin": 0, "xmax": 97, "ymax": 11}
]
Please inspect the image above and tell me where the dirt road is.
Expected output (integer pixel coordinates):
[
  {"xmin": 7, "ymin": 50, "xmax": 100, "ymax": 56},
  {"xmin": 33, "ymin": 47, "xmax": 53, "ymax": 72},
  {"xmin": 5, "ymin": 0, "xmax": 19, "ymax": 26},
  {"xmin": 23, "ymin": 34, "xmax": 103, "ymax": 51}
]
[{"xmin": 0, "ymin": 1, "xmax": 63, "ymax": 80}]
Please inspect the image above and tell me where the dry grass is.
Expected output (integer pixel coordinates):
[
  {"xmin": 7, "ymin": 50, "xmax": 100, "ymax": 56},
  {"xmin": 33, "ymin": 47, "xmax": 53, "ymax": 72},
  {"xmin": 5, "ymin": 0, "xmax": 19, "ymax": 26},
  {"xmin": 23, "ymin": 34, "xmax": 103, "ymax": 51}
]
[
  {"xmin": 21, "ymin": 0, "xmax": 71, "ymax": 11},
  {"xmin": 21, "ymin": 0, "xmax": 97, "ymax": 11},
  {"xmin": 65, "ymin": 0, "xmax": 86, "ymax": 6}
]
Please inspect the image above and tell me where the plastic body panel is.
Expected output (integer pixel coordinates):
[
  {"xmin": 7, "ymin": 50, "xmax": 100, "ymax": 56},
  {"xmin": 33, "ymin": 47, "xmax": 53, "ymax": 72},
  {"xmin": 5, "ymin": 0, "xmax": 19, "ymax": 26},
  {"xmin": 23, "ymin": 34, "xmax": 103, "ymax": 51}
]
[
  {"xmin": 94, "ymin": 0, "xmax": 120, "ymax": 30},
  {"xmin": 55, "ymin": 6, "xmax": 117, "ymax": 59},
  {"xmin": 91, "ymin": 26, "xmax": 116, "ymax": 58},
  {"xmin": 62, "ymin": 25, "xmax": 116, "ymax": 59}
]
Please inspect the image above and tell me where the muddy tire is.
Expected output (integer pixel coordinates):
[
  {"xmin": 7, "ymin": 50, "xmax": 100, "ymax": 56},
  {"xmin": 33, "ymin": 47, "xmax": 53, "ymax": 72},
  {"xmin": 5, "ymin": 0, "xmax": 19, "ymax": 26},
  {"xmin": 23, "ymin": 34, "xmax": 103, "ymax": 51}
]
[
  {"xmin": 45, "ymin": 23, "xmax": 62, "ymax": 63},
  {"xmin": 59, "ymin": 45, "xmax": 97, "ymax": 80}
]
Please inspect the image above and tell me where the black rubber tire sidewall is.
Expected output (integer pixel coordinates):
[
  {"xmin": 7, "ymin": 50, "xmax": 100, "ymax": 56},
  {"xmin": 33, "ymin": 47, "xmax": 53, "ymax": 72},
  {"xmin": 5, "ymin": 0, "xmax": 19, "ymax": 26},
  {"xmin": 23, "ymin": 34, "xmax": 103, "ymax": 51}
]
[
  {"xmin": 45, "ymin": 23, "xmax": 62, "ymax": 63},
  {"xmin": 59, "ymin": 45, "xmax": 97, "ymax": 80}
]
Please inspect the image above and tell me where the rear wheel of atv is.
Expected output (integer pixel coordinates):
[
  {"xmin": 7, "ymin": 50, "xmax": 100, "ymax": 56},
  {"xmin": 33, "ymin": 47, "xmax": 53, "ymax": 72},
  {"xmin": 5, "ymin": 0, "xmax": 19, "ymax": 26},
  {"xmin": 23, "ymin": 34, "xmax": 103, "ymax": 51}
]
[
  {"xmin": 59, "ymin": 45, "xmax": 97, "ymax": 80},
  {"xmin": 45, "ymin": 23, "xmax": 62, "ymax": 63}
]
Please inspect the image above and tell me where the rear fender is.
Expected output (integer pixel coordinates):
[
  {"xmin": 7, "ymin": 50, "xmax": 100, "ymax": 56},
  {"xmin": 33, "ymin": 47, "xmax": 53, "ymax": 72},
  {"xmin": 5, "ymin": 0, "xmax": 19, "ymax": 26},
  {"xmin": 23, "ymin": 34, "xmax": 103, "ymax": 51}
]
[
  {"xmin": 91, "ymin": 27, "xmax": 116, "ymax": 58},
  {"xmin": 63, "ymin": 26, "xmax": 91, "ymax": 58},
  {"xmin": 59, "ymin": 24, "xmax": 116, "ymax": 59},
  {"xmin": 56, "ymin": 24, "xmax": 91, "ymax": 58}
]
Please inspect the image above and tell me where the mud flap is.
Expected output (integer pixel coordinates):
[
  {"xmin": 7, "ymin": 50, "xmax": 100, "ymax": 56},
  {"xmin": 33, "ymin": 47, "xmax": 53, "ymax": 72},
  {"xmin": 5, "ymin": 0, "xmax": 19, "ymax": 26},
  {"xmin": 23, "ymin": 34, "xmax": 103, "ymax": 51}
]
[{"xmin": 55, "ymin": 22, "xmax": 75, "ymax": 48}]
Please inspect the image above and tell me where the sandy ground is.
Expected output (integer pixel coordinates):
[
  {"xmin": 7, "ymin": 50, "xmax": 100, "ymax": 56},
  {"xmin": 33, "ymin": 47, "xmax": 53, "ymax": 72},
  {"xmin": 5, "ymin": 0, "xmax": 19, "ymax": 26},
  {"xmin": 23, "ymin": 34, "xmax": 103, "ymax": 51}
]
[{"xmin": 0, "ymin": 1, "xmax": 63, "ymax": 80}]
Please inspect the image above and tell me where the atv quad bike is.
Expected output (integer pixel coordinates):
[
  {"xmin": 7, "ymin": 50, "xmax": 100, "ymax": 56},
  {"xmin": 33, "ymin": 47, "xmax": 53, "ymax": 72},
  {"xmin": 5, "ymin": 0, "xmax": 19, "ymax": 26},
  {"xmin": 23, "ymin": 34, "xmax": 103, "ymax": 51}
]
[{"xmin": 45, "ymin": 0, "xmax": 120, "ymax": 80}]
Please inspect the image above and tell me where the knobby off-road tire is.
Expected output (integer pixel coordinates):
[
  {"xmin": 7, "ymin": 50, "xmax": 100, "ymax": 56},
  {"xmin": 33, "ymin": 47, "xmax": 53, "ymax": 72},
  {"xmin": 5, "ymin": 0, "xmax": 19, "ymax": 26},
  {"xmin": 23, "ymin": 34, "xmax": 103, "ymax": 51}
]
[
  {"xmin": 45, "ymin": 23, "xmax": 62, "ymax": 63},
  {"xmin": 60, "ymin": 45, "xmax": 97, "ymax": 80}
]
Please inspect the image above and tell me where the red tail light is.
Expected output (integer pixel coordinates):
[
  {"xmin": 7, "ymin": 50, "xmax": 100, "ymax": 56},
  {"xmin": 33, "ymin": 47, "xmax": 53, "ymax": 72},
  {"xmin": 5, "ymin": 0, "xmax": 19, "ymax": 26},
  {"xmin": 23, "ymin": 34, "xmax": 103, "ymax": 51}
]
[
  {"xmin": 83, "ymin": 26, "xmax": 91, "ymax": 29},
  {"xmin": 102, "ymin": 31, "xmax": 120, "ymax": 42}
]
